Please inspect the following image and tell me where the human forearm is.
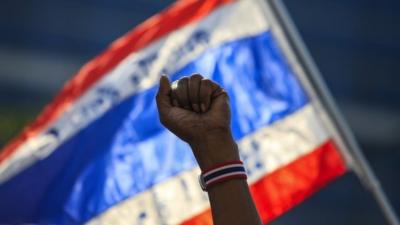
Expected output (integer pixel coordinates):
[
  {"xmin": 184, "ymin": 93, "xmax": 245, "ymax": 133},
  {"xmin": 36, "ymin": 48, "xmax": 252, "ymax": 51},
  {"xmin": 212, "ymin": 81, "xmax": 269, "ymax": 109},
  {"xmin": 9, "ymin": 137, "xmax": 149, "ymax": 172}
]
[
  {"xmin": 208, "ymin": 178, "xmax": 262, "ymax": 225},
  {"xmin": 191, "ymin": 135, "xmax": 262, "ymax": 225}
]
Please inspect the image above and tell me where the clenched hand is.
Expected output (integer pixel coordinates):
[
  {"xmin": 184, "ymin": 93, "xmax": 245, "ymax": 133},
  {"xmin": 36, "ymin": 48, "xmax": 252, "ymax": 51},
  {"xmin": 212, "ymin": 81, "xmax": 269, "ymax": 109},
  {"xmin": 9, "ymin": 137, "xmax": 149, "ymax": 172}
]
[{"xmin": 156, "ymin": 74, "xmax": 239, "ymax": 170}]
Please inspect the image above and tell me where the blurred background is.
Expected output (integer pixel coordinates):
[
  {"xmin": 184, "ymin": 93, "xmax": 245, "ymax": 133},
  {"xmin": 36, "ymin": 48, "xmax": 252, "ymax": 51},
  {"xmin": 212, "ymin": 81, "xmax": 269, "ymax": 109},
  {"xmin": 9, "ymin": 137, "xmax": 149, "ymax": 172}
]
[{"xmin": 0, "ymin": 0, "xmax": 399, "ymax": 224}]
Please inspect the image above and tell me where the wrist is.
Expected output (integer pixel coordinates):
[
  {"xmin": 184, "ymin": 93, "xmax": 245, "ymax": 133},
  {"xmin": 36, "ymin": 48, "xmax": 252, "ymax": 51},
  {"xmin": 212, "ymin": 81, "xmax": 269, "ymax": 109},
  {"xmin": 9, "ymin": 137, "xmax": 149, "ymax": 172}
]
[
  {"xmin": 189, "ymin": 130, "xmax": 240, "ymax": 171},
  {"xmin": 199, "ymin": 160, "xmax": 247, "ymax": 191}
]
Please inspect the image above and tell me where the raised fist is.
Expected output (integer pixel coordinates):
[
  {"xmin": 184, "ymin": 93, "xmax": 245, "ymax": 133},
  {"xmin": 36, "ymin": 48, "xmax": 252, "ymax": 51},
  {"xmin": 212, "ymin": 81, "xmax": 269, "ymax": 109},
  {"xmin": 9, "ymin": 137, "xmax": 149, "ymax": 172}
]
[{"xmin": 156, "ymin": 74, "xmax": 239, "ymax": 170}]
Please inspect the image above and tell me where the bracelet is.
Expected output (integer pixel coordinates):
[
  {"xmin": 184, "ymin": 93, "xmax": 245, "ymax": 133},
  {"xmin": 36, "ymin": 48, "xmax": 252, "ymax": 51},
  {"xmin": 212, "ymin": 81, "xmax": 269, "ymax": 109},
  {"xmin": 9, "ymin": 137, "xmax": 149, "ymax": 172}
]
[{"xmin": 199, "ymin": 160, "xmax": 247, "ymax": 191}]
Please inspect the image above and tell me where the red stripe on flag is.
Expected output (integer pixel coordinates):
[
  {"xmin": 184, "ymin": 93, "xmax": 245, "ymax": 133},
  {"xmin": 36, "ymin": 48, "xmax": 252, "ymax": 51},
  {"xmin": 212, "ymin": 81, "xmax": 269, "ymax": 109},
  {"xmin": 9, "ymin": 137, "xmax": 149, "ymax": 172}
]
[
  {"xmin": 0, "ymin": 0, "xmax": 234, "ymax": 163},
  {"xmin": 180, "ymin": 140, "xmax": 346, "ymax": 225}
]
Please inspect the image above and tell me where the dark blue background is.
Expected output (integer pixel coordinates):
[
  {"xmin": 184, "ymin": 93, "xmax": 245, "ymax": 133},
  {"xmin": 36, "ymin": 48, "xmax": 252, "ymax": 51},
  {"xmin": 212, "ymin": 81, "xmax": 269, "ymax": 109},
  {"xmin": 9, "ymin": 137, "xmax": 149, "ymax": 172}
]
[{"xmin": 0, "ymin": 0, "xmax": 399, "ymax": 224}]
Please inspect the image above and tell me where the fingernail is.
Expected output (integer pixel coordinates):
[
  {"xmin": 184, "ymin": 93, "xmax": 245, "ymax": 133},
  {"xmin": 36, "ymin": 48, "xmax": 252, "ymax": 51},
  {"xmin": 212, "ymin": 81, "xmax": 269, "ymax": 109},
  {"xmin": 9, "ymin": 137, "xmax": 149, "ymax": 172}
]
[
  {"xmin": 200, "ymin": 103, "xmax": 206, "ymax": 112},
  {"xmin": 192, "ymin": 103, "xmax": 200, "ymax": 112}
]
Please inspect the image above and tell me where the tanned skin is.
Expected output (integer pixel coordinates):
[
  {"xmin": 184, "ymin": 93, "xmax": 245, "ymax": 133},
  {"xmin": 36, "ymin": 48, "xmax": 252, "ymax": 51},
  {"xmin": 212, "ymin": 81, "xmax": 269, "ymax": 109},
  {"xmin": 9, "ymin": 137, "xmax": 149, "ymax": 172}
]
[{"xmin": 156, "ymin": 74, "xmax": 262, "ymax": 225}]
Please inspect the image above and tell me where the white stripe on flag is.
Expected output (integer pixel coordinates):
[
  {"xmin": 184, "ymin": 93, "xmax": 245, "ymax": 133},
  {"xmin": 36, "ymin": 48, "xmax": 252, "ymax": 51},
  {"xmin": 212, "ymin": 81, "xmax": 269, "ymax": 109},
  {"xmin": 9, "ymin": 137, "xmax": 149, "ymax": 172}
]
[{"xmin": 86, "ymin": 104, "xmax": 329, "ymax": 225}]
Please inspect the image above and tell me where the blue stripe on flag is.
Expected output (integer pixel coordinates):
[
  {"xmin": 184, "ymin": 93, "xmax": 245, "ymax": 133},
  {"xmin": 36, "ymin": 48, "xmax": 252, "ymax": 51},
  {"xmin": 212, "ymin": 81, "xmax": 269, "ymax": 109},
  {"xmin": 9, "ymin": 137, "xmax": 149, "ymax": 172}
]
[{"xmin": 0, "ymin": 31, "xmax": 308, "ymax": 224}]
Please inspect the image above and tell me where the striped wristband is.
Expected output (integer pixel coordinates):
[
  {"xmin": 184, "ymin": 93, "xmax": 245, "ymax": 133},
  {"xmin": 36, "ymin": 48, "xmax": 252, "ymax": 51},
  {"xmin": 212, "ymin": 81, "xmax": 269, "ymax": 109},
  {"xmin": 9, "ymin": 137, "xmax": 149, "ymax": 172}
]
[{"xmin": 199, "ymin": 160, "xmax": 247, "ymax": 191}]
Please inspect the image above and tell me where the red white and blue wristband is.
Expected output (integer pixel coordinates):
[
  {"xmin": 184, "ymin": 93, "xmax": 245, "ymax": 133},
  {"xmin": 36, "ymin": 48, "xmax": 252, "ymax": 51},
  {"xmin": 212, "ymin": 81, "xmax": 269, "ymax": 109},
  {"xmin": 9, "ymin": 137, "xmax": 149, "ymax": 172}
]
[{"xmin": 199, "ymin": 160, "xmax": 247, "ymax": 191}]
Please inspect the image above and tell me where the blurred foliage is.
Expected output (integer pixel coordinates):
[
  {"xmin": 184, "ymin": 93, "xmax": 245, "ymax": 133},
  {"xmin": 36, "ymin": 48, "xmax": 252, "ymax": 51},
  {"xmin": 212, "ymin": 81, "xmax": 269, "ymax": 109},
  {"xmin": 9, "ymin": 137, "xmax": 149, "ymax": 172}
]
[{"xmin": 0, "ymin": 107, "xmax": 37, "ymax": 148}]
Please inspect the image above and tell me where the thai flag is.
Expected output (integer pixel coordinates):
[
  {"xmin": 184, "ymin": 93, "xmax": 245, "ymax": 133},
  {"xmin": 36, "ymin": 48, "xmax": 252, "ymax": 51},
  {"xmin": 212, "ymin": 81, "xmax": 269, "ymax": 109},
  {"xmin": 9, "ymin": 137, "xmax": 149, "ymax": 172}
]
[{"xmin": 0, "ymin": 0, "xmax": 347, "ymax": 224}]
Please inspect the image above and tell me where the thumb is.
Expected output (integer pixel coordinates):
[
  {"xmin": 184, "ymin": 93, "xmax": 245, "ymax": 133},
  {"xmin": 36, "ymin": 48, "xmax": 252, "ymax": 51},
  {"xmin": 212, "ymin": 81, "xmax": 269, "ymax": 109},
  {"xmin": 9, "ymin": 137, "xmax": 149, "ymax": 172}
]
[{"xmin": 156, "ymin": 75, "xmax": 172, "ymax": 118}]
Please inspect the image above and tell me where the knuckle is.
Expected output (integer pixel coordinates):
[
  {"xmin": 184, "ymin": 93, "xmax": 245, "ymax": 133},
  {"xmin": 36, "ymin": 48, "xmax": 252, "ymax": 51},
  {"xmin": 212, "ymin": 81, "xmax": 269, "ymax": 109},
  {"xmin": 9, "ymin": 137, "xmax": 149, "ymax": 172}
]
[
  {"xmin": 201, "ymin": 79, "xmax": 213, "ymax": 89},
  {"xmin": 202, "ymin": 79, "xmax": 212, "ymax": 85},
  {"xmin": 200, "ymin": 80, "xmax": 212, "ymax": 91},
  {"xmin": 179, "ymin": 76, "xmax": 189, "ymax": 83},
  {"xmin": 190, "ymin": 73, "xmax": 203, "ymax": 80},
  {"xmin": 205, "ymin": 79, "xmax": 220, "ymax": 89}
]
